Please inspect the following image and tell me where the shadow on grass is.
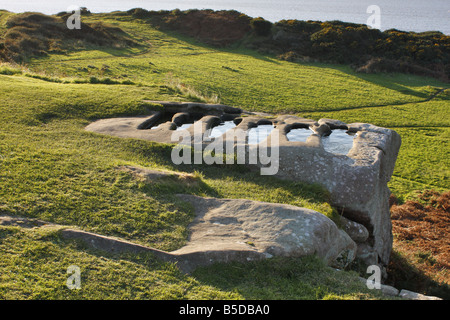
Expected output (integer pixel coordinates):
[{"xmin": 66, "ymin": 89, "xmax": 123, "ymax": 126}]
[
  {"xmin": 347, "ymin": 71, "xmax": 440, "ymax": 100},
  {"xmin": 302, "ymin": 63, "xmax": 441, "ymax": 110},
  {"xmin": 152, "ymin": 28, "xmax": 282, "ymax": 65},
  {"xmin": 386, "ymin": 250, "xmax": 450, "ymax": 300},
  {"xmin": 166, "ymin": 161, "xmax": 331, "ymax": 207},
  {"xmin": 190, "ymin": 255, "xmax": 383, "ymax": 300},
  {"xmin": 150, "ymin": 27, "xmax": 443, "ymax": 106}
]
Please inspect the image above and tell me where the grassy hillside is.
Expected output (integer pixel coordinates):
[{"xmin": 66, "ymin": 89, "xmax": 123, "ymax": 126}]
[
  {"xmin": 0, "ymin": 10, "xmax": 448, "ymax": 300},
  {"xmin": 18, "ymin": 12, "xmax": 450, "ymax": 198},
  {"xmin": 0, "ymin": 73, "xmax": 382, "ymax": 300}
]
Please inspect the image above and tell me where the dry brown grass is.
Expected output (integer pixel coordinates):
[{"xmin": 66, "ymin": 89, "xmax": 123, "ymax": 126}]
[
  {"xmin": 164, "ymin": 72, "xmax": 221, "ymax": 104},
  {"xmin": 387, "ymin": 190, "xmax": 450, "ymax": 298}
]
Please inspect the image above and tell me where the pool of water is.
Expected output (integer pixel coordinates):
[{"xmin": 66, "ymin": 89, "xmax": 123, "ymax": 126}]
[
  {"xmin": 247, "ymin": 124, "xmax": 275, "ymax": 145},
  {"xmin": 209, "ymin": 120, "xmax": 237, "ymax": 138},
  {"xmin": 322, "ymin": 129, "xmax": 356, "ymax": 155},
  {"xmin": 286, "ymin": 127, "xmax": 314, "ymax": 142},
  {"xmin": 176, "ymin": 123, "xmax": 194, "ymax": 131}
]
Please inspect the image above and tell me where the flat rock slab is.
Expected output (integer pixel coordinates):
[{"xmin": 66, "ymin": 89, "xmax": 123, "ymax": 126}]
[{"xmin": 173, "ymin": 194, "xmax": 357, "ymax": 270}]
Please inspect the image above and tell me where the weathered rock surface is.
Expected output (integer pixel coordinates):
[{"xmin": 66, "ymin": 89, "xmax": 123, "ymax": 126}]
[
  {"xmin": 118, "ymin": 165, "xmax": 199, "ymax": 184},
  {"xmin": 269, "ymin": 120, "xmax": 401, "ymax": 272},
  {"xmin": 0, "ymin": 215, "xmax": 50, "ymax": 229},
  {"xmin": 358, "ymin": 276, "xmax": 442, "ymax": 300},
  {"xmin": 399, "ymin": 289, "xmax": 443, "ymax": 300},
  {"xmin": 174, "ymin": 194, "xmax": 357, "ymax": 269},
  {"xmin": 339, "ymin": 216, "xmax": 369, "ymax": 243}
]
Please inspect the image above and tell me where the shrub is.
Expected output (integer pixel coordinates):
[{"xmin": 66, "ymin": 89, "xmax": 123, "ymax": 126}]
[
  {"xmin": 170, "ymin": 9, "xmax": 182, "ymax": 16},
  {"xmin": 127, "ymin": 8, "xmax": 149, "ymax": 18},
  {"xmin": 277, "ymin": 51, "xmax": 298, "ymax": 62},
  {"xmin": 250, "ymin": 17, "xmax": 273, "ymax": 37}
]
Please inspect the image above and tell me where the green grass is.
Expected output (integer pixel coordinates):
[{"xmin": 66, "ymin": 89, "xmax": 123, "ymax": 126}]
[
  {"xmin": 191, "ymin": 256, "xmax": 388, "ymax": 300},
  {"xmin": 0, "ymin": 10, "xmax": 448, "ymax": 300},
  {"xmin": 0, "ymin": 225, "xmax": 239, "ymax": 300},
  {"xmin": 28, "ymin": 14, "xmax": 446, "ymax": 113},
  {"xmin": 0, "ymin": 224, "xmax": 387, "ymax": 300},
  {"xmin": 0, "ymin": 10, "xmax": 14, "ymax": 36}
]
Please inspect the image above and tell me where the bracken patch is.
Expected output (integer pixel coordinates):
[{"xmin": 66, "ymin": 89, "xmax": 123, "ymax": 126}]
[{"xmin": 388, "ymin": 190, "xmax": 450, "ymax": 297}]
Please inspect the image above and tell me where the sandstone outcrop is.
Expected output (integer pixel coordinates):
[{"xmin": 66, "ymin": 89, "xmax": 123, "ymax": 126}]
[
  {"xmin": 173, "ymin": 194, "xmax": 357, "ymax": 270},
  {"xmin": 85, "ymin": 102, "xmax": 401, "ymax": 272}
]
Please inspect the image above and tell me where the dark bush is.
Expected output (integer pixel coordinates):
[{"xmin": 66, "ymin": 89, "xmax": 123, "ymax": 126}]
[
  {"xmin": 250, "ymin": 17, "xmax": 273, "ymax": 37},
  {"xmin": 277, "ymin": 51, "xmax": 298, "ymax": 62},
  {"xmin": 266, "ymin": 17, "xmax": 449, "ymax": 80},
  {"xmin": 275, "ymin": 19, "xmax": 322, "ymax": 34},
  {"xmin": 127, "ymin": 8, "xmax": 149, "ymax": 18}
]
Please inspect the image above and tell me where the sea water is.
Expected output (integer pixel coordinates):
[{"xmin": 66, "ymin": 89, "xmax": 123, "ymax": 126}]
[{"xmin": 321, "ymin": 129, "xmax": 356, "ymax": 155}]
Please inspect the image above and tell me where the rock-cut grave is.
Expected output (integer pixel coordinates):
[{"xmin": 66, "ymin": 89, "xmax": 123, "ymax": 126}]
[{"xmin": 85, "ymin": 101, "xmax": 401, "ymax": 274}]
